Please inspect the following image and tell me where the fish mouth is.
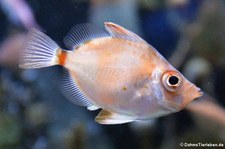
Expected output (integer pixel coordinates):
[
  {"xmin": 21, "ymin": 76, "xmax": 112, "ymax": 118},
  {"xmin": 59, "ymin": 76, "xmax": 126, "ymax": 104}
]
[
  {"xmin": 195, "ymin": 87, "xmax": 203, "ymax": 98},
  {"xmin": 166, "ymin": 87, "xmax": 203, "ymax": 111},
  {"xmin": 179, "ymin": 86, "xmax": 203, "ymax": 109}
]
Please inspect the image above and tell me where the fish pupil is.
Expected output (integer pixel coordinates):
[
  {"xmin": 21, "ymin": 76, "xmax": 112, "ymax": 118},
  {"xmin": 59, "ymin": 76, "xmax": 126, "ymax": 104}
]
[{"xmin": 168, "ymin": 76, "xmax": 179, "ymax": 85}]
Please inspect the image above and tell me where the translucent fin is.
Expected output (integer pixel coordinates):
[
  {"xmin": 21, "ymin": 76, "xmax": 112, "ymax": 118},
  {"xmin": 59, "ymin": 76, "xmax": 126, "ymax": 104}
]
[
  {"xmin": 104, "ymin": 22, "xmax": 145, "ymax": 43},
  {"xmin": 95, "ymin": 110, "xmax": 135, "ymax": 125},
  {"xmin": 64, "ymin": 23, "xmax": 110, "ymax": 50},
  {"xmin": 19, "ymin": 28, "xmax": 59, "ymax": 69},
  {"xmin": 87, "ymin": 105, "xmax": 100, "ymax": 111},
  {"xmin": 61, "ymin": 69, "xmax": 98, "ymax": 109}
]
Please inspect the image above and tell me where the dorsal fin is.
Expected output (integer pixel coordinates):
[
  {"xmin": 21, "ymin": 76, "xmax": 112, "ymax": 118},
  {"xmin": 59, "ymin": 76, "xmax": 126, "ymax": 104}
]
[
  {"xmin": 64, "ymin": 23, "xmax": 110, "ymax": 50},
  {"xmin": 95, "ymin": 110, "xmax": 135, "ymax": 124},
  {"xmin": 61, "ymin": 69, "xmax": 99, "ymax": 111},
  {"xmin": 104, "ymin": 22, "xmax": 145, "ymax": 43}
]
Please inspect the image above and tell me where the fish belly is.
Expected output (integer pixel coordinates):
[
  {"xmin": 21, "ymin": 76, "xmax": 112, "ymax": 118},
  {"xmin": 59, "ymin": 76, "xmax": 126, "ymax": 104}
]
[{"xmin": 65, "ymin": 38, "xmax": 153, "ymax": 114}]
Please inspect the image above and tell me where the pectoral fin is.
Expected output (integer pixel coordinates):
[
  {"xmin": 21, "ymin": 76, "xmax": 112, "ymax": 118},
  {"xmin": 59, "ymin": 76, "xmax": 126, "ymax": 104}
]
[{"xmin": 95, "ymin": 110, "xmax": 135, "ymax": 125}]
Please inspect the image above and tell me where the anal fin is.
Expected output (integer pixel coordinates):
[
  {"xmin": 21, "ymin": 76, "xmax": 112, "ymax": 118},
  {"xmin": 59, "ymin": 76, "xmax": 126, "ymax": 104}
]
[
  {"xmin": 61, "ymin": 69, "xmax": 99, "ymax": 110},
  {"xmin": 95, "ymin": 110, "xmax": 135, "ymax": 125}
]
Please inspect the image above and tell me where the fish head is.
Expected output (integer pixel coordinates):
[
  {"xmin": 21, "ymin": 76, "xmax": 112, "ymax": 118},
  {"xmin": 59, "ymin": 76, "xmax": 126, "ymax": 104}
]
[{"xmin": 159, "ymin": 69, "xmax": 203, "ymax": 111}]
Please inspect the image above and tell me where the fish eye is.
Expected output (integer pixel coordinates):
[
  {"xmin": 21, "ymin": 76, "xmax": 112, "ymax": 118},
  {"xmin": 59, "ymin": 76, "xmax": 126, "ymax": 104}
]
[
  {"xmin": 168, "ymin": 76, "xmax": 179, "ymax": 86},
  {"xmin": 162, "ymin": 71, "xmax": 182, "ymax": 92}
]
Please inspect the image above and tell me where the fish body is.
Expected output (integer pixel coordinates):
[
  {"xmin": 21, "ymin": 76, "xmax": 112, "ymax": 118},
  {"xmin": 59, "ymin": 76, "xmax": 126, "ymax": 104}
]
[{"xmin": 20, "ymin": 22, "xmax": 202, "ymax": 124}]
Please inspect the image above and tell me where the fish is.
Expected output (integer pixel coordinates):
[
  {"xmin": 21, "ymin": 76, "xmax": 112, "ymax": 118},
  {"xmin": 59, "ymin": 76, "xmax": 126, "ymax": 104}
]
[{"xmin": 19, "ymin": 22, "xmax": 203, "ymax": 125}]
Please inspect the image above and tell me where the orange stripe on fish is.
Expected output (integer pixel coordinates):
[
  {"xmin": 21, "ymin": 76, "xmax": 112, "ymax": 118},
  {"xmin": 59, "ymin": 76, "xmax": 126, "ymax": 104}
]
[{"xmin": 58, "ymin": 49, "xmax": 67, "ymax": 66}]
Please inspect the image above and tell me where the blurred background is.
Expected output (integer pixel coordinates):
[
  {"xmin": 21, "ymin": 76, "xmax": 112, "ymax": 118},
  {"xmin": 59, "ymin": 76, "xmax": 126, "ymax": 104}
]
[{"xmin": 0, "ymin": 0, "xmax": 225, "ymax": 149}]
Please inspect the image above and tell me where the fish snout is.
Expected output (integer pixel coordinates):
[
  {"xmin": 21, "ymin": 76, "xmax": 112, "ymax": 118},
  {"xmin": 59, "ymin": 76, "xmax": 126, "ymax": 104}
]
[{"xmin": 180, "ymin": 85, "xmax": 203, "ymax": 109}]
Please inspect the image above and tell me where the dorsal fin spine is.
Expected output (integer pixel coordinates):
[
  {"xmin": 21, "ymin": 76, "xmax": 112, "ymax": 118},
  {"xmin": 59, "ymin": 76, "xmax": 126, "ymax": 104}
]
[{"xmin": 104, "ymin": 22, "xmax": 145, "ymax": 43}]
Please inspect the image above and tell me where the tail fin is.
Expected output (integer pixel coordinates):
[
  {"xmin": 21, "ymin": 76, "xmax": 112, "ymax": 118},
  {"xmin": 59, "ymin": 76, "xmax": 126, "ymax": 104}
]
[{"xmin": 19, "ymin": 29, "xmax": 60, "ymax": 69}]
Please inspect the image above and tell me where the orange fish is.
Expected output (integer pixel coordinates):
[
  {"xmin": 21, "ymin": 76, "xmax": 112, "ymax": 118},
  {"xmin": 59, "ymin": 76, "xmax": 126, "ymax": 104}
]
[{"xmin": 19, "ymin": 22, "xmax": 203, "ymax": 124}]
